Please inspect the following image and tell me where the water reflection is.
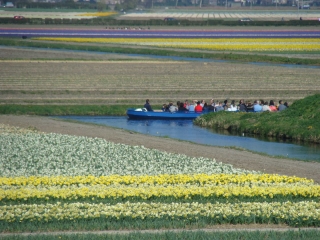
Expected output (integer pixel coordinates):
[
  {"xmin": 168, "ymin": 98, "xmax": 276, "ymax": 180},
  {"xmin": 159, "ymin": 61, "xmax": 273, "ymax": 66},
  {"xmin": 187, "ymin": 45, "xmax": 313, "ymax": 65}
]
[{"xmin": 55, "ymin": 116, "xmax": 320, "ymax": 162}]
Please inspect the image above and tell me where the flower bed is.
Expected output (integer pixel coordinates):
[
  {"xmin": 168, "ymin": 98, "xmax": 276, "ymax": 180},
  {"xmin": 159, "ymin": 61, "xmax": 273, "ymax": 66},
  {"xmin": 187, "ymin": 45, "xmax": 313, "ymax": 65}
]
[
  {"xmin": 33, "ymin": 37, "xmax": 320, "ymax": 52},
  {"xmin": 0, "ymin": 125, "xmax": 319, "ymax": 231}
]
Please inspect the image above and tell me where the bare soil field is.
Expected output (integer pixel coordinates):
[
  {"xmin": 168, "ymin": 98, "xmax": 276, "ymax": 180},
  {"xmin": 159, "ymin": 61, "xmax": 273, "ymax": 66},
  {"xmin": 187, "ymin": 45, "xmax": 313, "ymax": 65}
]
[{"xmin": 1, "ymin": 49, "xmax": 319, "ymax": 105}]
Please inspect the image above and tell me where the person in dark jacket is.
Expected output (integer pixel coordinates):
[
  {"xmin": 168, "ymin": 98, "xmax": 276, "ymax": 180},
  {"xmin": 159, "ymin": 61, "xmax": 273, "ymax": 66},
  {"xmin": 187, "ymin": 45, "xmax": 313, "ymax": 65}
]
[{"xmin": 144, "ymin": 99, "xmax": 153, "ymax": 111}]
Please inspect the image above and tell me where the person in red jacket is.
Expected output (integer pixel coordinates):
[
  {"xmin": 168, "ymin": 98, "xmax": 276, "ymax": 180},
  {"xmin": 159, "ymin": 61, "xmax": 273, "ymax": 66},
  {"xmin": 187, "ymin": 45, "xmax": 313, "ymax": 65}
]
[{"xmin": 194, "ymin": 101, "xmax": 203, "ymax": 112}]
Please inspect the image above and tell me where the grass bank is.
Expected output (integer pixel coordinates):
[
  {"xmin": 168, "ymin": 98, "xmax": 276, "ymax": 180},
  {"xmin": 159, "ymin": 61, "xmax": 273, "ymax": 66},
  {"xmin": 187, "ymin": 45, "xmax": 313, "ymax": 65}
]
[
  {"xmin": 0, "ymin": 105, "xmax": 163, "ymax": 115},
  {"xmin": 1, "ymin": 38, "xmax": 320, "ymax": 66},
  {"xmin": 0, "ymin": 105, "xmax": 135, "ymax": 116},
  {"xmin": 1, "ymin": 229, "xmax": 320, "ymax": 240},
  {"xmin": 194, "ymin": 94, "xmax": 320, "ymax": 144}
]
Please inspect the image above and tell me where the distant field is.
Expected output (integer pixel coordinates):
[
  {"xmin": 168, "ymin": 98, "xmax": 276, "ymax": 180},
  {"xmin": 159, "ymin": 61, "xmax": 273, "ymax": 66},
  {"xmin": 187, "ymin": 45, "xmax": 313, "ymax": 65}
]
[{"xmin": 0, "ymin": 58, "xmax": 319, "ymax": 106}]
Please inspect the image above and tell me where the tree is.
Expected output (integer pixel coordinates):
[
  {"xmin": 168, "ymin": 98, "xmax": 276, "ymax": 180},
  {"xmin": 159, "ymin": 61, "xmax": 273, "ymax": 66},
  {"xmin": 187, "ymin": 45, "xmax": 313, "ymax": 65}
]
[{"xmin": 97, "ymin": 0, "xmax": 106, "ymax": 11}]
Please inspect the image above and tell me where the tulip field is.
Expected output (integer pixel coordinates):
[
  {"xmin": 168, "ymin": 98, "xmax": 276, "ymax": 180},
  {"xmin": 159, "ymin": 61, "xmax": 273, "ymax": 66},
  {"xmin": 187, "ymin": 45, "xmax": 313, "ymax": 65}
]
[
  {"xmin": 0, "ymin": 124, "xmax": 320, "ymax": 235},
  {"xmin": 34, "ymin": 37, "xmax": 320, "ymax": 52}
]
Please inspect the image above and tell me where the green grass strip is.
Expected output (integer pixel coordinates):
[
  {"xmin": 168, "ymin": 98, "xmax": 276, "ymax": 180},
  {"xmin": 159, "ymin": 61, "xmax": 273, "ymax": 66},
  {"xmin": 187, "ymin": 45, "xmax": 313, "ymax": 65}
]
[
  {"xmin": 2, "ymin": 230, "xmax": 320, "ymax": 240},
  {"xmin": 0, "ymin": 105, "xmax": 140, "ymax": 116}
]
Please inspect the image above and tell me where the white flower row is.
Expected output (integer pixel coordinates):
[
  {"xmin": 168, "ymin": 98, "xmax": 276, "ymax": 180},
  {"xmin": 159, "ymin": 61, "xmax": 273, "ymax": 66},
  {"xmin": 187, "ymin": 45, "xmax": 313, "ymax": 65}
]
[{"xmin": 0, "ymin": 132, "xmax": 257, "ymax": 177}]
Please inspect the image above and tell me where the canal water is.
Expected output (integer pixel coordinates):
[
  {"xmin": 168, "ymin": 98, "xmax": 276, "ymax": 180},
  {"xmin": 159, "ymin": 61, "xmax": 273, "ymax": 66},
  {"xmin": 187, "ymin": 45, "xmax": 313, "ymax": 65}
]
[{"xmin": 56, "ymin": 116, "xmax": 320, "ymax": 162}]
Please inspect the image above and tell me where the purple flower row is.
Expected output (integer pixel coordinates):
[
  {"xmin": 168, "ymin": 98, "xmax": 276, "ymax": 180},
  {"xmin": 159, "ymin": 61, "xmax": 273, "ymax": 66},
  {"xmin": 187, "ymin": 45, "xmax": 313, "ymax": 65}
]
[{"xmin": 1, "ymin": 28, "xmax": 320, "ymax": 38}]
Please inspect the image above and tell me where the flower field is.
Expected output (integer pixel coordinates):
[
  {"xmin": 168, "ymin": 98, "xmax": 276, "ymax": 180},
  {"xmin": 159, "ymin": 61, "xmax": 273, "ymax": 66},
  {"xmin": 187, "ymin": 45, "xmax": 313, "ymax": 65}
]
[
  {"xmin": 0, "ymin": 124, "xmax": 319, "ymax": 232},
  {"xmin": 34, "ymin": 37, "xmax": 320, "ymax": 52}
]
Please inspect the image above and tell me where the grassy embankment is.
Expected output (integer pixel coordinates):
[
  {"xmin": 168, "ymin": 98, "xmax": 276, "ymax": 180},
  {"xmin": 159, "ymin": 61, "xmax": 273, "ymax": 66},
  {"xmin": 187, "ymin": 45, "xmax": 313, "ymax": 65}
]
[
  {"xmin": 0, "ymin": 105, "xmax": 135, "ymax": 116},
  {"xmin": 1, "ymin": 37, "xmax": 320, "ymax": 66},
  {"xmin": 1, "ymin": 230, "xmax": 320, "ymax": 240},
  {"xmin": 194, "ymin": 94, "xmax": 320, "ymax": 144}
]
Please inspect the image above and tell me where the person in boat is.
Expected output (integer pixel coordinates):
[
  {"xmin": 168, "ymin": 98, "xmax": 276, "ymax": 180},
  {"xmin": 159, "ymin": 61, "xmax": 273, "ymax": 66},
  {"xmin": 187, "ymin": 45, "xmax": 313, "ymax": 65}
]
[
  {"xmin": 188, "ymin": 101, "xmax": 196, "ymax": 112},
  {"xmin": 222, "ymin": 99, "xmax": 228, "ymax": 109},
  {"xmin": 183, "ymin": 100, "xmax": 189, "ymax": 110},
  {"xmin": 210, "ymin": 99, "xmax": 216, "ymax": 107},
  {"xmin": 200, "ymin": 100, "xmax": 206, "ymax": 107},
  {"xmin": 278, "ymin": 100, "xmax": 287, "ymax": 111},
  {"xmin": 215, "ymin": 102, "xmax": 224, "ymax": 112},
  {"xmin": 144, "ymin": 99, "xmax": 153, "ymax": 112},
  {"xmin": 246, "ymin": 101, "xmax": 254, "ymax": 112},
  {"xmin": 228, "ymin": 100, "xmax": 238, "ymax": 111},
  {"xmin": 178, "ymin": 102, "xmax": 188, "ymax": 112},
  {"xmin": 269, "ymin": 100, "xmax": 277, "ymax": 112},
  {"xmin": 194, "ymin": 101, "xmax": 203, "ymax": 112},
  {"xmin": 162, "ymin": 104, "xmax": 169, "ymax": 112},
  {"xmin": 262, "ymin": 101, "xmax": 271, "ymax": 112},
  {"xmin": 207, "ymin": 100, "xmax": 215, "ymax": 112},
  {"xmin": 168, "ymin": 102, "xmax": 178, "ymax": 113},
  {"xmin": 253, "ymin": 100, "xmax": 262, "ymax": 112},
  {"xmin": 238, "ymin": 99, "xmax": 247, "ymax": 112},
  {"xmin": 202, "ymin": 102, "xmax": 209, "ymax": 112}
]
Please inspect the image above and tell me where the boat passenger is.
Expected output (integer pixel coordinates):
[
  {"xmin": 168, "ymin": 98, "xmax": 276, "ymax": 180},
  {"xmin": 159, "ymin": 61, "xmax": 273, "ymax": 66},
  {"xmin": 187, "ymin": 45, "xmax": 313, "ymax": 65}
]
[
  {"xmin": 278, "ymin": 100, "xmax": 287, "ymax": 111},
  {"xmin": 262, "ymin": 101, "xmax": 271, "ymax": 112},
  {"xmin": 269, "ymin": 100, "xmax": 277, "ymax": 112},
  {"xmin": 253, "ymin": 100, "xmax": 262, "ymax": 112},
  {"xmin": 222, "ymin": 99, "xmax": 228, "ymax": 109},
  {"xmin": 228, "ymin": 100, "xmax": 238, "ymax": 111},
  {"xmin": 169, "ymin": 102, "xmax": 178, "ymax": 113},
  {"xmin": 162, "ymin": 104, "xmax": 169, "ymax": 112},
  {"xmin": 215, "ymin": 102, "xmax": 224, "ymax": 112},
  {"xmin": 144, "ymin": 99, "xmax": 153, "ymax": 112},
  {"xmin": 246, "ymin": 101, "xmax": 254, "ymax": 112},
  {"xmin": 183, "ymin": 100, "xmax": 190, "ymax": 110},
  {"xmin": 207, "ymin": 104, "xmax": 215, "ymax": 112},
  {"xmin": 188, "ymin": 102, "xmax": 195, "ymax": 112},
  {"xmin": 210, "ymin": 99, "xmax": 216, "ymax": 107},
  {"xmin": 202, "ymin": 102, "xmax": 209, "ymax": 112},
  {"xmin": 238, "ymin": 99, "xmax": 247, "ymax": 112},
  {"xmin": 194, "ymin": 101, "xmax": 203, "ymax": 112},
  {"xmin": 178, "ymin": 102, "xmax": 188, "ymax": 112}
]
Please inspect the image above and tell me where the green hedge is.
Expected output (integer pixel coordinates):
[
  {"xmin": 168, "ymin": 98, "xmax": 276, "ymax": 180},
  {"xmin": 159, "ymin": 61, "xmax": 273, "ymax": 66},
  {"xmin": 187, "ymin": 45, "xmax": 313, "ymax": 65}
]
[{"xmin": 1, "ymin": 17, "xmax": 320, "ymax": 26}]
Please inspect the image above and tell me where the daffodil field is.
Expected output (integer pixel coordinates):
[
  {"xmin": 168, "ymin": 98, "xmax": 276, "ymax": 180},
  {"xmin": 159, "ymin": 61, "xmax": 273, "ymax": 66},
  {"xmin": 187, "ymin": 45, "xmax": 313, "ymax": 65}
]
[
  {"xmin": 0, "ymin": 124, "xmax": 319, "ymax": 233},
  {"xmin": 33, "ymin": 37, "xmax": 320, "ymax": 52}
]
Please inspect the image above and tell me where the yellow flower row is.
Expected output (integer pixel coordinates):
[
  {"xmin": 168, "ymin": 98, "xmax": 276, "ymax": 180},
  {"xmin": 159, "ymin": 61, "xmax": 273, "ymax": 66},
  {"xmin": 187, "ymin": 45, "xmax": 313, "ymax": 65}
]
[
  {"xmin": 33, "ymin": 37, "xmax": 320, "ymax": 51},
  {"xmin": 0, "ymin": 174, "xmax": 313, "ymax": 186},
  {"xmin": 2, "ymin": 184, "xmax": 319, "ymax": 201},
  {"xmin": 1, "ymin": 201, "xmax": 319, "ymax": 223},
  {"xmin": 78, "ymin": 12, "xmax": 117, "ymax": 17}
]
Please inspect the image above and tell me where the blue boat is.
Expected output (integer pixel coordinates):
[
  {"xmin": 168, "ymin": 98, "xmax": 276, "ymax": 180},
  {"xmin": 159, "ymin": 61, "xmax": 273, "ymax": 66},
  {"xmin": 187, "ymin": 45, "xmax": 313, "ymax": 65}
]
[{"xmin": 126, "ymin": 108, "xmax": 203, "ymax": 120}]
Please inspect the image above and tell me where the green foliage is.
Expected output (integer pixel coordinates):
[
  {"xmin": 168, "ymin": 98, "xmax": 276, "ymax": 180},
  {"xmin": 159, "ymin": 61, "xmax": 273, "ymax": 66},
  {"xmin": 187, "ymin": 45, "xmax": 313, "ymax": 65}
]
[
  {"xmin": 195, "ymin": 94, "xmax": 320, "ymax": 144},
  {"xmin": 1, "ymin": 218, "xmax": 320, "ymax": 236},
  {"xmin": 1, "ymin": 15, "xmax": 320, "ymax": 26},
  {"xmin": 0, "ymin": 105, "xmax": 138, "ymax": 116},
  {"xmin": 0, "ymin": 229, "xmax": 314, "ymax": 240},
  {"xmin": 2, "ymin": 230, "xmax": 320, "ymax": 240},
  {"xmin": 113, "ymin": 0, "xmax": 138, "ymax": 11}
]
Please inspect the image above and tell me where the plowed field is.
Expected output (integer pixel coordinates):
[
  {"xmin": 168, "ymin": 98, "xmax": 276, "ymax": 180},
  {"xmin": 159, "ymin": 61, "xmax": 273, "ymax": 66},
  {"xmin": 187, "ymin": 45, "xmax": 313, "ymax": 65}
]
[{"xmin": 1, "ymin": 50, "xmax": 319, "ymax": 105}]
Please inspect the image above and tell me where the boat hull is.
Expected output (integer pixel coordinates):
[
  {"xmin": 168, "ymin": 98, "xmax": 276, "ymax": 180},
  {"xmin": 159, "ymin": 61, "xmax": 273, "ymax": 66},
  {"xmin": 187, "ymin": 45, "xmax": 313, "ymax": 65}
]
[{"xmin": 126, "ymin": 109, "xmax": 203, "ymax": 120}]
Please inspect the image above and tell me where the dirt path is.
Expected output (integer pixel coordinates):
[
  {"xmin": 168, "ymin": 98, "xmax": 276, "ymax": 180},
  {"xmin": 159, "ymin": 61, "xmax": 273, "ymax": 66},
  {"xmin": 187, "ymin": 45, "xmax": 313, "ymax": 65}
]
[{"xmin": 1, "ymin": 115, "xmax": 319, "ymax": 183}]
